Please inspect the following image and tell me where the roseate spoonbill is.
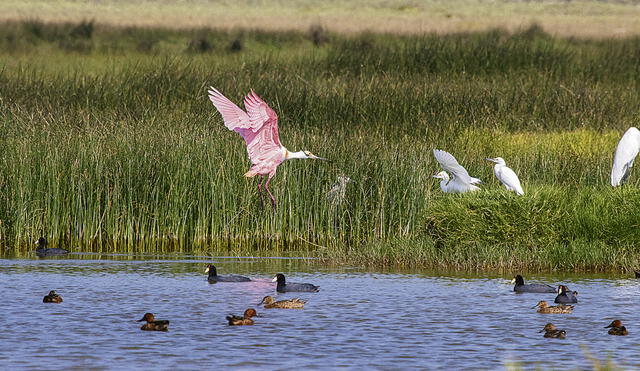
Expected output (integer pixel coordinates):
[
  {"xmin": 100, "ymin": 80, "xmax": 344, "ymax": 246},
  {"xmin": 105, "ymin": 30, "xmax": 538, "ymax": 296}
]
[
  {"xmin": 611, "ymin": 127, "xmax": 640, "ymax": 187},
  {"xmin": 486, "ymin": 157, "xmax": 524, "ymax": 195},
  {"xmin": 432, "ymin": 149, "xmax": 481, "ymax": 193},
  {"xmin": 207, "ymin": 87, "xmax": 328, "ymax": 209}
]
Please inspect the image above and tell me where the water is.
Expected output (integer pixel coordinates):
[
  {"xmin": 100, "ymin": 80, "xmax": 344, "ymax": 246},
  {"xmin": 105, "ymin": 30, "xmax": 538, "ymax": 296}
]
[{"xmin": 1, "ymin": 255, "xmax": 639, "ymax": 370}]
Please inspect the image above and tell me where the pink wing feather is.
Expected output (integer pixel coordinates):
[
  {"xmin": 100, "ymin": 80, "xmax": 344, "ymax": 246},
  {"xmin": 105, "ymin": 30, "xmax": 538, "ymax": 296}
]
[
  {"xmin": 244, "ymin": 90, "xmax": 281, "ymax": 147},
  {"xmin": 208, "ymin": 87, "xmax": 283, "ymax": 168}
]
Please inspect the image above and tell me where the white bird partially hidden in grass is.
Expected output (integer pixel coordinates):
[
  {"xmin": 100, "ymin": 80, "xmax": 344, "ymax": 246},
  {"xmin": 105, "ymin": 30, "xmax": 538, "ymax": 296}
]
[
  {"xmin": 486, "ymin": 157, "xmax": 524, "ymax": 195},
  {"xmin": 327, "ymin": 175, "xmax": 352, "ymax": 205},
  {"xmin": 611, "ymin": 127, "xmax": 640, "ymax": 187},
  {"xmin": 432, "ymin": 149, "xmax": 481, "ymax": 193}
]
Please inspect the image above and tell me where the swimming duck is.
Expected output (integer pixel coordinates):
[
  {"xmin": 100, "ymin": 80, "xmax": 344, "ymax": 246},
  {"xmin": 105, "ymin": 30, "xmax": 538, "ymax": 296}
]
[
  {"xmin": 138, "ymin": 313, "xmax": 169, "ymax": 331},
  {"xmin": 273, "ymin": 273, "xmax": 319, "ymax": 293},
  {"xmin": 605, "ymin": 320, "xmax": 628, "ymax": 336},
  {"xmin": 540, "ymin": 323, "xmax": 566, "ymax": 339},
  {"xmin": 35, "ymin": 237, "xmax": 69, "ymax": 257},
  {"xmin": 226, "ymin": 308, "xmax": 257, "ymax": 326},
  {"xmin": 205, "ymin": 264, "xmax": 251, "ymax": 283},
  {"xmin": 532, "ymin": 300, "xmax": 574, "ymax": 314},
  {"xmin": 511, "ymin": 275, "xmax": 555, "ymax": 293},
  {"xmin": 259, "ymin": 295, "xmax": 306, "ymax": 309},
  {"xmin": 42, "ymin": 290, "xmax": 63, "ymax": 303},
  {"xmin": 554, "ymin": 285, "xmax": 578, "ymax": 304}
]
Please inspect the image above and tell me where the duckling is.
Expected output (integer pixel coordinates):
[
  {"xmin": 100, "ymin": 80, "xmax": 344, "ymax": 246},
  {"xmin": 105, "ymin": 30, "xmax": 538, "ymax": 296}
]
[
  {"xmin": 42, "ymin": 290, "xmax": 63, "ymax": 303},
  {"xmin": 554, "ymin": 285, "xmax": 578, "ymax": 304},
  {"xmin": 259, "ymin": 295, "xmax": 306, "ymax": 309},
  {"xmin": 273, "ymin": 273, "xmax": 319, "ymax": 293},
  {"xmin": 605, "ymin": 320, "xmax": 628, "ymax": 336},
  {"xmin": 35, "ymin": 237, "xmax": 69, "ymax": 257},
  {"xmin": 226, "ymin": 308, "xmax": 257, "ymax": 325},
  {"xmin": 138, "ymin": 313, "xmax": 169, "ymax": 331},
  {"xmin": 511, "ymin": 275, "xmax": 555, "ymax": 293},
  {"xmin": 540, "ymin": 323, "xmax": 566, "ymax": 339},
  {"xmin": 205, "ymin": 264, "xmax": 251, "ymax": 283},
  {"xmin": 533, "ymin": 300, "xmax": 574, "ymax": 314}
]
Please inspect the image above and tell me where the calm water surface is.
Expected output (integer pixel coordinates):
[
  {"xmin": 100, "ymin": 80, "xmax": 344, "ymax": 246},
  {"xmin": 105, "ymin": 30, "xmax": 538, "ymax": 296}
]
[{"xmin": 1, "ymin": 255, "xmax": 639, "ymax": 370}]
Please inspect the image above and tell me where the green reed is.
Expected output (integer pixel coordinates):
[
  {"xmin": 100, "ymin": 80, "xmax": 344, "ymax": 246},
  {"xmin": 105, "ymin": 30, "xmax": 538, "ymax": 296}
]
[{"xmin": 1, "ymin": 20, "xmax": 640, "ymax": 269}]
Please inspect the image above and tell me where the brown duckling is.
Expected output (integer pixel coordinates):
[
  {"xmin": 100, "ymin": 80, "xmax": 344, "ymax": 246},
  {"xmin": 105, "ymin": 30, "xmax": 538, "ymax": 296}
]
[
  {"xmin": 533, "ymin": 300, "xmax": 574, "ymax": 314},
  {"xmin": 43, "ymin": 290, "xmax": 63, "ymax": 303},
  {"xmin": 226, "ymin": 308, "xmax": 257, "ymax": 326},
  {"xmin": 605, "ymin": 320, "xmax": 629, "ymax": 336},
  {"xmin": 138, "ymin": 313, "xmax": 169, "ymax": 331},
  {"xmin": 259, "ymin": 295, "xmax": 306, "ymax": 309},
  {"xmin": 540, "ymin": 323, "xmax": 566, "ymax": 339}
]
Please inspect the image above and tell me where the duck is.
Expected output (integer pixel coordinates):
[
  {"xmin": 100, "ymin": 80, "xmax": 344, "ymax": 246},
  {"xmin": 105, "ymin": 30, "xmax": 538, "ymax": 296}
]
[
  {"xmin": 35, "ymin": 237, "xmax": 69, "ymax": 257},
  {"xmin": 273, "ymin": 273, "xmax": 319, "ymax": 293},
  {"xmin": 511, "ymin": 275, "xmax": 555, "ymax": 293},
  {"xmin": 42, "ymin": 290, "xmax": 63, "ymax": 303},
  {"xmin": 532, "ymin": 300, "xmax": 574, "ymax": 314},
  {"xmin": 540, "ymin": 323, "xmax": 566, "ymax": 339},
  {"xmin": 226, "ymin": 308, "xmax": 257, "ymax": 325},
  {"xmin": 605, "ymin": 320, "xmax": 628, "ymax": 336},
  {"xmin": 259, "ymin": 295, "xmax": 306, "ymax": 309},
  {"xmin": 554, "ymin": 285, "xmax": 578, "ymax": 304},
  {"xmin": 138, "ymin": 313, "xmax": 169, "ymax": 331},
  {"xmin": 205, "ymin": 264, "xmax": 251, "ymax": 283}
]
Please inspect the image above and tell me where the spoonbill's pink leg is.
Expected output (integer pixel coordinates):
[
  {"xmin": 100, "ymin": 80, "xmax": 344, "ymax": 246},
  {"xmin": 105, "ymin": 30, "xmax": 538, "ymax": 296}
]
[
  {"xmin": 265, "ymin": 175, "xmax": 277, "ymax": 210},
  {"xmin": 257, "ymin": 176, "xmax": 265, "ymax": 208}
]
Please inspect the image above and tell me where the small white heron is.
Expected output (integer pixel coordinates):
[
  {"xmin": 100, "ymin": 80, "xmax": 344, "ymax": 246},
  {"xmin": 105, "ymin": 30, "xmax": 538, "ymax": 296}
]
[
  {"xmin": 327, "ymin": 175, "xmax": 352, "ymax": 205},
  {"xmin": 432, "ymin": 149, "xmax": 481, "ymax": 193},
  {"xmin": 611, "ymin": 127, "xmax": 640, "ymax": 187},
  {"xmin": 486, "ymin": 157, "xmax": 524, "ymax": 195}
]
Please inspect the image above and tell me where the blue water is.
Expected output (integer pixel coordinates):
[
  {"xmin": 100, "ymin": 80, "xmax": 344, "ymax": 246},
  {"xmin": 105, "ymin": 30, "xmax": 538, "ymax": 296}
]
[{"xmin": 0, "ymin": 256, "xmax": 638, "ymax": 370}]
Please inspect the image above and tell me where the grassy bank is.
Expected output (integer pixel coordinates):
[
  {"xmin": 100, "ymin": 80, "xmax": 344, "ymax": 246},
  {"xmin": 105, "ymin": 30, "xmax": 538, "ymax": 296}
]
[{"xmin": 1, "ymin": 20, "xmax": 640, "ymax": 270}]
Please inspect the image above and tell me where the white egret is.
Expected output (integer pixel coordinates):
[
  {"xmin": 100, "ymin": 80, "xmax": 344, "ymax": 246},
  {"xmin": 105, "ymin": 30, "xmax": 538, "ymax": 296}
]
[
  {"xmin": 486, "ymin": 157, "xmax": 524, "ymax": 195},
  {"xmin": 327, "ymin": 175, "xmax": 352, "ymax": 205},
  {"xmin": 432, "ymin": 149, "xmax": 481, "ymax": 193},
  {"xmin": 611, "ymin": 127, "xmax": 640, "ymax": 187}
]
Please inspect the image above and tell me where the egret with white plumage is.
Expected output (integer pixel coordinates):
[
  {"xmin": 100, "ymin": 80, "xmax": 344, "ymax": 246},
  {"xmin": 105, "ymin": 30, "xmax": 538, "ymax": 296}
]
[
  {"xmin": 432, "ymin": 149, "xmax": 482, "ymax": 193},
  {"xmin": 611, "ymin": 127, "xmax": 640, "ymax": 187},
  {"xmin": 486, "ymin": 157, "xmax": 524, "ymax": 195}
]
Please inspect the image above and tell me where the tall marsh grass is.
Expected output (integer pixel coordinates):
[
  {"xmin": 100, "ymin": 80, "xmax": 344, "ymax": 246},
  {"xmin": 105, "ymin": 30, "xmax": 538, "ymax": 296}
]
[{"xmin": 1, "ymin": 21, "xmax": 640, "ymax": 269}]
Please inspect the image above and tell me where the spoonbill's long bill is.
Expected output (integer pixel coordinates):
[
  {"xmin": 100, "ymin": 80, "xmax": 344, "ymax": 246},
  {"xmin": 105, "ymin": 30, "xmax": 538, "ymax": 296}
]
[
  {"xmin": 432, "ymin": 149, "xmax": 481, "ymax": 193},
  {"xmin": 208, "ymin": 87, "xmax": 328, "ymax": 209}
]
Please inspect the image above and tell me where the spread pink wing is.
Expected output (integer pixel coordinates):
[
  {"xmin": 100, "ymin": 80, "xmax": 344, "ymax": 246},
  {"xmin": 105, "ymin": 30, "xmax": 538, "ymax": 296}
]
[
  {"xmin": 244, "ymin": 90, "xmax": 281, "ymax": 147},
  {"xmin": 208, "ymin": 87, "xmax": 284, "ymax": 168},
  {"xmin": 208, "ymin": 87, "xmax": 256, "ymax": 145},
  {"xmin": 243, "ymin": 90, "xmax": 283, "ymax": 165}
]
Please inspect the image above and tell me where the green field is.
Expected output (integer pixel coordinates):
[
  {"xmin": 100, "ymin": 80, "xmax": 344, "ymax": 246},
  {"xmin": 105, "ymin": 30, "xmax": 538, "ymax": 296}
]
[{"xmin": 1, "ymin": 18, "xmax": 640, "ymax": 270}]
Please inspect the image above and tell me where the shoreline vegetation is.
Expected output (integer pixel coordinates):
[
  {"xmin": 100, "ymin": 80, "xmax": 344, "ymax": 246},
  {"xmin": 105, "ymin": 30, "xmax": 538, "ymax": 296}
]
[{"xmin": 1, "ymin": 16, "xmax": 640, "ymax": 271}]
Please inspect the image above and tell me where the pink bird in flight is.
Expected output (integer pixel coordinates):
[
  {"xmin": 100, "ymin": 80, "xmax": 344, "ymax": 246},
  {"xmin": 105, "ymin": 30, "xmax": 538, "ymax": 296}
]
[{"xmin": 208, "ymin": 87, "xmax": 328, "ymax": 209}]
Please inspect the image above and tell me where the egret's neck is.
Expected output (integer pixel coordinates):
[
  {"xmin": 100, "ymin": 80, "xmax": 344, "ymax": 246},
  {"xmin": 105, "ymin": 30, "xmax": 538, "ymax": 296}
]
[
  {"xmin": 439, "ymin": 179, "xmax": 449, "ymax": 191},
  {"xmin": 286, "ymin": 150, "xmax": 307, "ymax": 160}
]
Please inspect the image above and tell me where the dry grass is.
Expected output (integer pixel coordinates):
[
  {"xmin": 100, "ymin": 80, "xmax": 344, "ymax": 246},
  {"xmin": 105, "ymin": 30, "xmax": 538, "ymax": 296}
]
[{"xmin": 3, "ymin": 0, "xmax": 640, "ymax": 38}]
